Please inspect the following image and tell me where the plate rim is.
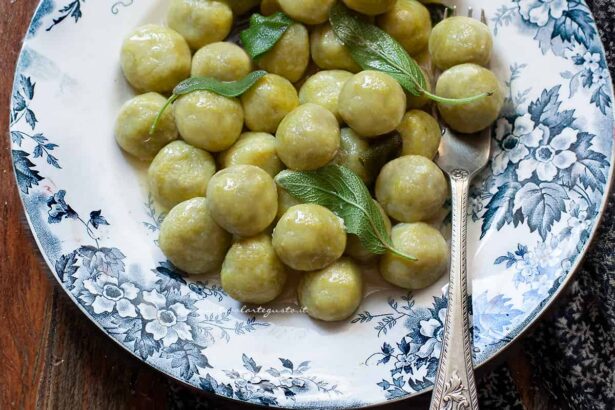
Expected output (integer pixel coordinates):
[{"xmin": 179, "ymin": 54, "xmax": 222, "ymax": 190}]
[{"xmin": 8, "ymin": 0, "xmax": 615, "ymax": 407}]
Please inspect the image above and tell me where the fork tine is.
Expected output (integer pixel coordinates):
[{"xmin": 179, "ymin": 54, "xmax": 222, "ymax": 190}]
[
  {"xmin": 444, "ymin": 4, "xmax": 456, "ymax": 19},
  {"xmin": 480, "ymin": 9, "xmax": 487, "ymax": 25},
  {"xmin": 467, "ymin": 6, "xmax": 473, "ymax": 18}
]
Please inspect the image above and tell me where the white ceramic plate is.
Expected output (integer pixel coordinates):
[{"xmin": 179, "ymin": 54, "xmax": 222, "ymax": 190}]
[{"xmin": 10, "ymin": 0, "xmax": 614, "ymax": 407}]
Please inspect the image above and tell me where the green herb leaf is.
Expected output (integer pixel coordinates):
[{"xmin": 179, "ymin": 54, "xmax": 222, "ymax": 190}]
[
  {"xmin": 360, "ymin": 133, "xmax": 402, "ymax": 180},
  {"xmin": 275, "ymin": 165, "xmax": 417, "ymax": 261},
  {"xmin": 150, "ymin": 70, "xmax": 267, "ymax": 134},
  {"xmin": 329, "ymin": 2, "xmax": 490, "ymax": 105},
  {"xmin": 172, "ymin": 70, "xmax": 267, "ymax": 97},
  {"xmin": 240, "ymin": 12, "xmax": 294, "ymax": 60}
]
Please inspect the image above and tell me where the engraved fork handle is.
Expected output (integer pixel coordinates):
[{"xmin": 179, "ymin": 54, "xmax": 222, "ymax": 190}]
[{"xmin": 429, "ymin": 169, "xmax": 479, "ymax": 410}]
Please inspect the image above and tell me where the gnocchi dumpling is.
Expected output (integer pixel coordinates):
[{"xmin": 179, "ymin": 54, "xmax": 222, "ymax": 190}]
[
  {"xmin": 261, "ymin": 0, "xmax": 282, "ymax": 15},
  {"xmin": 167, "ymin": 0, "xmax": 233, "ymax": 50},
  {"xmin": 435, "ymin": 63, "xmax": 504, "ymax": 134},
  {"xmin": 258, "ymin": 24, "xmax": 310, "ymax": 83},
  {"xmin": 207, "ymin": 165, "xmax": 278, "ymax": 237},
  {"xmin": 120, "ymin": 24, "xmax": 191, "ymax": 93},
  {"xmin": 310, "ymin": 23, "xmax": 361, "ymax": 73},
  {"xmin": 278, "ymin": 0, "xmax": 335, "ymax": 25},
  {"xmin": 397, "ymin": 110, "xmax": 442, "ymax": 159},
  {"xmin": 221, "ymin": 234, "xmax": 288, "ymax": 304},
  {"xmin": 342, "ymin": 0, "xmax": 396, "ymax": 16},
  {"xmin": 276, "ymin": 186, "xmax": 302, "ymax": 221},
  {"xmin": 174, "ymin": 90, "xmax": 244, "ymax": 152},
  {"xmin": 429, "ymin": 16, "xmax": 493, "ymax": 70},
  {"xmin": 273, "ymin": 204, "xmax": 346, "ymax": 271},
  {"xmin": 221, "ymin": 0, "xmax": 260, "ymax": 14},
  {"xmin": 191, "ymin": 42, "xmax": 252, "ymax": 81},
  {"xmin": 377, "ymin": 0, "xmax": 432, "ymax": 56},
  {"xmin": 375, "ymin": 155, "xmax": 448, "ymax": 222},
  {"xmin": 114, "ymin": 93, "xmax": 178, "ymax": 161},
  {"xmin": 218, "ymin": 132, "xmax": 284, "ymax": 177},
  {"xmin": 148, "ymin": 141, "xmax": 216, "ymax": 209},
  {"xmin": 159, "ymin": 197, "xmax": 231, "ymax": 274},
  {"xmin": 338, "ymin": 71, "xmax": 406, "ymax": 138},
  {"xmin": 380, "ymin": 222, "xmax": 448, "ymax": 289},
  {"xmin": 276, "ymin": 103, "xmax": 341, "ymax": 171},
  {"xmin": 332, "ymin": 128, "xmax": 372, "ymax": 183},
  {"xmin": 299, "ymin": 70, "xmax": 353, "ymax": 123},
  {"xmin": 241, "ymin": 74, "xmax": 300, "ymax": 133},
  {"xmin": 298, "ymin": 258, "xmax": 363, "ymax": 321}
]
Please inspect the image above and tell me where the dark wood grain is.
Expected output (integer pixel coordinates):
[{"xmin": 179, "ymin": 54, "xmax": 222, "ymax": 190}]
[{"xmin": 0, "ymin": 2, "xmax": 170, "ymax": 409}]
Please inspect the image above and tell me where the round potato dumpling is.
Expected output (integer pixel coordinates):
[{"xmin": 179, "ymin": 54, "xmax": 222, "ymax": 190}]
[
  {"xmin": 273, "ymin": 204, "xmax": 346, "ymax": 271},
  {"xmin": 406, "ymin": 67, "xmax": 432, "ymax": 110},
  {"xmin": 299, "ymin": 70, "xmax": 353, "ymax": 123},
  {"xmin": 219, "ymin": 132, "xmax": 284, "ymax": 177},
  {"xmin": 221, "ymin": 234, "xmax": 288, "ymax": 304},
  {"xmin": 429, "ymin": 16, "xmax": 493, "ymax": 70},
  {"xmin": 159, "ymin": 197, "xmax": 231, "ymax": 274},
  {"xmin": 375, "ymin": 155, "xmax": 448, "ymax": 222},
  {"xmin": 221, "ymin": 0, "xmax": 259, "ymax": 14},
  {"xmin": 310, "ymin": 24, "xmax": 361, "ymax": 73},
  {"xmin": 338, "ymin": 71, "xmax": 406, "ymax": 138},
  {"xmin": 261, "ymin": 0, "xmax": 282, "ymax": 15},
  {"xmin": 436, "ymin": 64, "xmax": 504, "ymax": 134},
  {"xmin": 332, "ymin": 128, "xmax": 371, "ymax": 183},
  {"xmin": 148, "ymin": 141, "xmax": 216, "ymax": 209},
  {"xmin": 207, "ymin": 165, "xmax": 278, "ymax": 236},
  {"xmin": 258, "ymin": 24, "xmax": 310, "ymax": 83},
  {"xmin": 377, "ymin": 0, "xmax": 432, "ymax": 56},
  {"xmin": 174, "ymin": 91, "xmax": 243, "ymax": 152},
  {"xmin": 278, "ymin": 0, "xmax": 335, "ymax": 24},
  {"xmin": 298, "ymin": 258, "xmax": 363, "ymax": 321},
  {"xmin": 380, "ymin": 222, "xmax": 448, "ymax": 289},
  {"xmin": 345, "ymin": 201, "xmax": 391, "ymax": 262},
  {"xmin": 342, "ymin": 0, "xmax": 396, "ymax": 15},
  {"xmin": 167, "ymin": 0, "xmax": 232, "ymax": 50},
  {"xmin": 114, "ymin": 93, "xmax": 178, "ymax": 161},
  {"xmin": 276, "ymin": 103, "xmax": 340, "ymax": 171},
  {"xmin": 191, "ymin": 42, "xmax": 252, "ymax": 81},
  {"xmin": 241, "ymin": 74, "xmax": 300, "ymax": 133},
  {"xmin": 276, "ymin": 186, "xmax": 302, "ymax": 220},
  {"xmin": 120, "ymin": 24, "xmax": 191, "ymax": 93},
  {"xmin": 397, "ymin": 110, "xmax": 441, "ymax": 159}
]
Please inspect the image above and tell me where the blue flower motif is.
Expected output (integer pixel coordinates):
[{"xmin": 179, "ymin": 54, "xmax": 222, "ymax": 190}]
[
  {"xmin": 591, "ymin": 68, "xmax": 609, "ymax": 87},
  {"xmin": 82, "ymin": 274, "xmax": 138, "ymax": 317},
  {"xmin": 492, "ymin": 115, "xmax": 543, "ymax": 175},
  {"xmin": 518, "ymin": 0, "xmax": 567, "ymax": 27},
  {"xmin": 138, "ymin": 290, "xmax": 195, "ymax": 347},
  {"xmin": 47, "ymin": 190, "xmax": 77, "ymax": 223},
  {"xmin": 517, "ymin": 126, "xmax": 578, "ymax": 181},
  {"xmin": 413, "ymin": 308, "xmax": 446, "ymax": 360}
]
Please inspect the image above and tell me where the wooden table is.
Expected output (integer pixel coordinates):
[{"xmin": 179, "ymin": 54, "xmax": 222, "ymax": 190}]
[{"xmin": 0, "ymin": 2, "xmax": 570, "ymax": 409}]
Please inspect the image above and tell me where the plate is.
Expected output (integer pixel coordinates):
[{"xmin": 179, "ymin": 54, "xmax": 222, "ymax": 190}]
[{"xmin": 10, "ymin": 1, "xmax": 614, "ymax": 407}]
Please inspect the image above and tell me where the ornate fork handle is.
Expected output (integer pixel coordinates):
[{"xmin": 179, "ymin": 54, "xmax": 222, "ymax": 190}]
[{"xmin": 429, "ymin": 169, "xmax": 479, "ymax": 410}]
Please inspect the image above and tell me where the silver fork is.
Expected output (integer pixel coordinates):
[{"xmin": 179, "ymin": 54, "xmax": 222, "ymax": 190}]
[{"xmin": 429, "ymin": 6, "xmax": 491, "ymax": 410}]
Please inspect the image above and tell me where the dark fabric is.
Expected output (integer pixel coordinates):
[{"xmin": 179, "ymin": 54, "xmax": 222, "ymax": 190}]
[
  {"xmin": 170, "ymin": 1, "xmax": 615, "ymax": 408},
  {"xmin": 476, "ymin": 2, "xmax": 615, "ymax": 408}
]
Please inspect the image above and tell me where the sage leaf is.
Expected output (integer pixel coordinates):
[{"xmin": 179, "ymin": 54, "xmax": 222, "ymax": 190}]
[
  {"xmin": 172, "ymin": 70, "xmax": 267, "ymax": 97},
  {"xmin": 275, "ymin": 165, "xmax": 417, "ymax": 261},
  {"xmin": 329, "ymin": 2, "xmax": 490, "ymax": 105},
  {"xmin": 240, "ymin": 12, "xmax": 294, "ymax": 60},
  {"xmin": 360, "ymin": 133, "xmax": 402, "ymax": 180},
  {"xmin": 150, "ymin": 70, "xmax": 267, "ymax": 134}
]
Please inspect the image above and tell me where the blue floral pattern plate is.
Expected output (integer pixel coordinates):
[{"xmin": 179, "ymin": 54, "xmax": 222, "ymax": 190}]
[{"xmin": 10, "ymin": 0, "xmax": 614, "ymax": 408}]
